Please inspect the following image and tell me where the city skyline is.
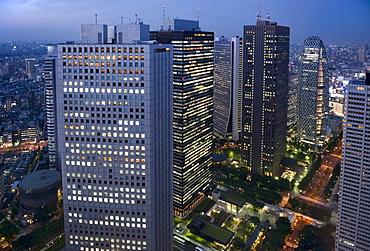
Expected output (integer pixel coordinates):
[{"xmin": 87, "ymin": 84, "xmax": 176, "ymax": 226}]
[{"xmin": 0, "ymin": 0, "xmax": 369, "ymax": 44}]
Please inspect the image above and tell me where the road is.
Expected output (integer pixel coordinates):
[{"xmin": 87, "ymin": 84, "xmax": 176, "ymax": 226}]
[
  {"xmin": 285, "ymin": 216, "xmax": 310, "ymax": 248},
  {"xmin": 0, "ymin": 141, "xmax": 47, "ymax": 153},
  {"xmin": 304, "ymin": 143, "xmax": 341, "ymax": 201}
]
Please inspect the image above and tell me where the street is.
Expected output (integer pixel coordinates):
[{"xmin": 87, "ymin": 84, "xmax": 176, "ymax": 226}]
[{"xmin": 304, "ymin": 144, "xmax": 341, "ymax": 201}]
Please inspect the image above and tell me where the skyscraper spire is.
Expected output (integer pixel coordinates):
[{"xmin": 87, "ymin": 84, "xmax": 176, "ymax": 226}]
[
  {"xmin": 256, "ymin": 4, "xmax": 262, "ymax": 21},
  {"xmin": 266, "ymin": 6, "xmax": 270, "ymax": 20}
]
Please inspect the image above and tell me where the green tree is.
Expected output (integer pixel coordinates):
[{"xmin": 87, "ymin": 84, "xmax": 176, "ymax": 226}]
[
  {"xmin": 249, "ymin": 216, "xmax": 260, "ymax": 225},
  {"xmin": 0, "ymin": 219, "xmax": 20, "ymax": 240},
  {"xmin": 288, "ymin": 198, "xmax": 300, "ymax": 209},
  {"xmin": 230, "ymin": 236, "xmax": 245, "ymax": 250},
  {"xmin": 34, "ymin": 206, "xmax": 57, "ymax": 223}
]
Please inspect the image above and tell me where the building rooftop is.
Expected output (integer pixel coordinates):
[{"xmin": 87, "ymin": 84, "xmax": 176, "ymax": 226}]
[
  {"xmin": 281, "ymin": 157, "xmax": 298, "ymax": 168},
  {"xmin": 219, "ymin": 190, "xmax": 247, "ymax": 207},
  {"xmin": 188, "ymin": 217, "xmax": 234, "ymax": 245},
  {"xmin": 19, "ymin": 169, "xmax": 61, "ymax": 190},
  {"xmin": 213, "ymin": 153, "xmax": 227, "ymax": 162}
]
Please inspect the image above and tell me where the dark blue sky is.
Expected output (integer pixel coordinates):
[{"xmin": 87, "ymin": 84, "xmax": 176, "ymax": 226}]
[{"xmin": 0, "ymin": 0, "xmax": 369, "ymax": 44}]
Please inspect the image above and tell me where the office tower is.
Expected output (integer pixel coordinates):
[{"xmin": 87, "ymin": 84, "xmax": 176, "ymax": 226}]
[
  {"xmin": 51, "ymin": 23, "xmax": 173, "ymax": 251},
  {"xmin": 335, "ymin": 74, "xmax": 370, "ymax": 251},
  {"xmin": 45, "ymin": 49, "xmax": 57, "ymax": 169},
  {"xmin": 358, "ymin": 45, "xmax": 367, "ymax": 62},
  {"xmin": 242, "ymin": 20, "xmax": 290, "ymax": 176},
  {"xmin": 4, "ymin": 62, "xmax": 15, "ymax": 77},
  {"xmin": 151, "ymin": 19, "xmax": 214, "ymax": 217},
  {"xmin": 297, "ymin": 36, "xmax": 329, "ymax": 147},
  {"xmin": 287, "ymin": 73, "xmax": 298, "ymax": 132},
  {"xmin": 214, "ymin": 36, "xmax": 243, "ymax": 140},
  {"xmin": 5, "ymin": 97, "xmax": 12, "ymax": 112},
  {"xmin": 0, "ymin": 172, "xmax": 4, "ymax": 206},
  {"xmin": 25, "ymin": 58, "xmax": 36, "ymax": 79}
]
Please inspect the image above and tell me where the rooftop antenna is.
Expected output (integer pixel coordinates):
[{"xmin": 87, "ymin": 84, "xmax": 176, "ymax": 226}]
[
  {"xmin": 135, "ymin": 13, "xmax": 138, "ymax": 24},
  {"xmin": 256, "ymin": 4, "xmax": 262, "ymax": 21},
  {"xmin": 121, "ymin": 16, "xmax": 124, "ymax": 24},
  {"xmin": 162, "ymin": 5, "xmax": 165, "ymax": 20},
  {"xmin": 266, "ymin": 6, "xmax": 270, "ymax": 21},
  {"xmin": 95, "ymin": 13, "xmax": 98, "ymax": 25},
  {"xmin": 197, "ymin": 8, "xmax": 200, "ymax": 22}
]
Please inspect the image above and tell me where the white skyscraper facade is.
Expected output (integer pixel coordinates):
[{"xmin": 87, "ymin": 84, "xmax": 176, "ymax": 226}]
[
  {"xmin": 213, "ymin": 36, "xmax": 243, "ymax": 140},
  {"xmin": 336, "ymin": 76, "xmax": 370, "ymax": 251},
  {"xmin": 50, "ymin": 23, "xmax": 173, "ymax": 251}
]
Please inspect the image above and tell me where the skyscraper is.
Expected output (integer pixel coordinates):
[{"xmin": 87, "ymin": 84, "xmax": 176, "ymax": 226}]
[
  {"xmin": 335, "ymin": 74, "xmax": 370, "ymax": 251},
  {"xmin": 297, "ymin": 36, "xmax": 329, "ymax": 147},
  {"xmin": 25, "ymin": 58, "xmax": 36, "ymax": 79},
  {"xmin": 45, "ymin": 49, "xmax": 57, "ymax": 169},
  {"xmin": 358, "ymin": 45, "xmax": 367, "ymax": 62},
  {"xmin": 214, "ymin": 36, "xmax": 243, "ymax": 140},
  {"xmin": 287, "ymin": 73, "xmax": 299, "ymax": 133},
  {"xmin": 151, "ymin": 19, "xmax": 214, "ymax": 217},
  {"xmin": 242, "ymin": 20, "xmax": 289, "ymax": 176},
  {"xmin": 50, "ymin": 22, "xmax": 173, "ymax": 251}
]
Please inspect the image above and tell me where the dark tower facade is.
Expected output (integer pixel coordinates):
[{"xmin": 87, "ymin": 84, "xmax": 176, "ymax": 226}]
[
  {"xmin": 242, "ymin": 20, "xmax": 290, "ymax": 176},
  {"xmin": 151, "ymin": 19, "xmax": 214, "ymax": 217},
  {"xmin": 297, "ymin": 36, "xmax": 329, "ymax": 147}
]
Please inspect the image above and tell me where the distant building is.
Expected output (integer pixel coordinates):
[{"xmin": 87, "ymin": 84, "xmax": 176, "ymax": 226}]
[
  {"xmin": 4, "ymin": 62, "xmax": 15, "ymax": 77},
  {"xmin": 242, "ymin": 20, "xmax": 290, "ymax": 176},
  {"xmin": 25, "ymin": 58, "xmax": 36, "ymax": 79},
  {"xmin": 327, "ymin": 115, "xmax": 342, "ymax": 136},
  {"xmin": 213, "ymin": 36, "xmax": 243, "ymax": 140},
  {"xmin": 297, "ymin": 36, "xmax": 329, "ymax": 147},
  {"xmin": 335, "ymin": 74, "xmax": 370, "ymax": 251},
  {"xmin": 151, "ymin": 19, "xmax": 214, "ymax": 217},
  {"xmin": 329, "ymin": 94, "xmax": 345, "ymax": 117},
  {"xmin": 20, "ymin": 122, "xmax": 39, "ymax": 144},
  {"xmin": 5, "ymin": 97, "xmax": 12, "ymax": 113},
  {"xmin": 358, "ymin": 45, "xmax": 367, "ymax": 62}
]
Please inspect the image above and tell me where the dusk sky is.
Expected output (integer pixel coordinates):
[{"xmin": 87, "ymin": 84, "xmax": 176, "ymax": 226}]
[{"xmin": 0, "ymin": 0, "xmax": 369, "ymax": 44}]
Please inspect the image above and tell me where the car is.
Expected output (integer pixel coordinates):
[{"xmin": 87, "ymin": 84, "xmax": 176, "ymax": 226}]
[{"xmin": 195, "ymin": 247, "xmax": 205, "ymax": 251}]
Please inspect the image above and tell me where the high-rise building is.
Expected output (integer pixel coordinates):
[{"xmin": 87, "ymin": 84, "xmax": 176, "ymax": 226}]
[
  {"xmin": 4, "ymin": 62, "xmax": 15, "ymax": 77},
  {"xmin": 45, "ymin": 48, "xmax": 57, "ymax": 169},
  {"xmin": 287, "ymin": 73, "xmax": 299, "ymax": 132},
  {"xmin": 50, "ymin": 22, "xmax": 173, "ymax": 251},
  {"xmin": 242, "ymin": 20, "xmax": 290, "ymax": 176},
  {"xmin": 151, "ymin": 19, "xmax": 214, "ymax": 217},
  {"xmin": 25, "ymin": 58, "xmax": 36, "ymax": 79},
  {"xmin": 335, "ymin": 74, "xmax": 370, "ymax": 251},
  {"xmin": 297, "ymin": 36, "xmax": 329, "ymax": 147},
  {"xmin": 213, "ymin": 36, "xmax": 243, "ymax": 140},
  {"xmin": 358, "ymin": 45, "xmax": 367, "ymax": 62}
]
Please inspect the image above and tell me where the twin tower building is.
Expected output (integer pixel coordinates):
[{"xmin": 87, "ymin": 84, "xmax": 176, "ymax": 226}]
[{"xmin": 46, "ymin": 18, "xmax": 328, "ymax": 250}]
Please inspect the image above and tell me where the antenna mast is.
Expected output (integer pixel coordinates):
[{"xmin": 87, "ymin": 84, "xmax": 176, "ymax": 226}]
[
  {"xmin": 95, "ymin": 13, "xmax": 98, "ymax": 25},
  {"xmin": 197, "ymin": 8, "xmax": 200, "ymax": 22},
  {"xmin": 162, "ymin": 5, "xmax": 165, "ymax": 20},
  {"xmin": 121, "ymin": 16, "xmax": 123, "ymax": 24},
  {"xmin": 256, "ymin": 4, "xmax": 262, "ymax": 21},
  {"xmin": 266, "ymin": 7, "xmax": 270, "ymax": 21},
  {"xmin": 135, "ymin": 14, "xmax": 138, "ymax": 24}
]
